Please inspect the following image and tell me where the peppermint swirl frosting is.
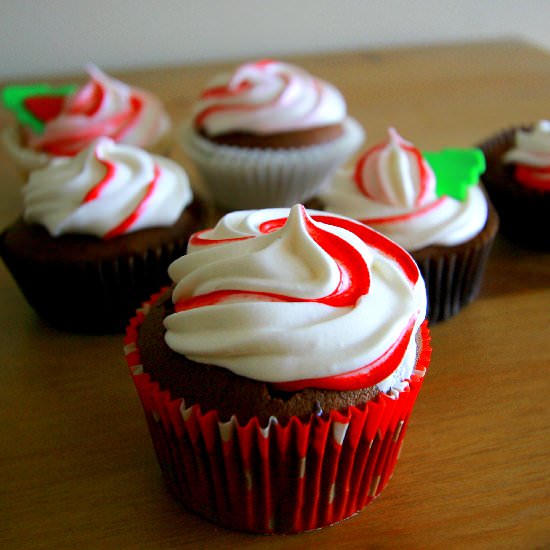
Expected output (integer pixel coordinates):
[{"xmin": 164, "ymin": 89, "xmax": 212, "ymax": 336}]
[
  {"xmin": 164, "ymin": 205, "xmax": 426, "ymax": 392},
  {"xmin": 503, "ymin": 120, "xmax": 550, "ymax": 191},
  {"xmin": 26, "ymin": 65, "xmax": 171, "ymax": 156},
  {"xmin": 192, "ymin": 59, "xmax": 347, "ymax": 136},
  {"xmin": 319, "ymin": 128, "xmax": 488, "ymax": 251},
  {"xmin": 23, "ymin": 137, "xmax": 192, "ymax": 238}
]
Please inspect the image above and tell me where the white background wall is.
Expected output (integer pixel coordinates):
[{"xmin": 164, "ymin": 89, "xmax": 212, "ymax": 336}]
[{"xmin": 1, "ymin": 0, "xmax": 549, "ymax": 79}]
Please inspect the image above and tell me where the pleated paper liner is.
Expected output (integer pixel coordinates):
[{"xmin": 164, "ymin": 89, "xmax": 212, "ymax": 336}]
[
  {"xmin": 180, "ymin": 118, "xmax": 365, "ymax": 210},
  {"xmin": 0, "ymin": 201, "xmax": 206, "ymax": 333},
  {"xmin": 413, "ymin": 197, "xmax": 499, "ymax": 323},
  {"xmin": 478, "ymin": 126, "xmax": 550, "ymax": 250},
  {"xmin": 124, "ymin": 296, "xmax": 431, "ymax": 534}
]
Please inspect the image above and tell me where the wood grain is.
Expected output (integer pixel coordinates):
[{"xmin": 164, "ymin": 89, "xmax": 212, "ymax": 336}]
[{"xmin": 1, "ymin": 39, "xmax": 549, "ymax": 549}]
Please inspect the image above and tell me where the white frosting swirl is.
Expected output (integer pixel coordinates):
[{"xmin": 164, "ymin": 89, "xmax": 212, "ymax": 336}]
[
  {"xmin": 27, "ymin": 65, "xmax": 171, "ymax": 156},
  {"xmin": 23, "ymin": 137, "xmax": 192, "ymax": 238},
  {"xmin": 192, "ymin": 59, "xmax": 347, "ymax": 136},
  {"xmin": 319, "ymin": 129, "xmax": 488, "ymax": 251},
  {"xmin": 503, "ymin": 120, "xmax": 550, "ymax": 166},
  {"xmin": 164, "ymin": 206, "xmax": 426, "ymax": 392}
]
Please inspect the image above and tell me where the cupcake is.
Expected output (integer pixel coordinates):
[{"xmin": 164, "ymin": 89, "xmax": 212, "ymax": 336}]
[
  {"xmin": 317, "ymin": 128, "xmax": 499, "ymax": 323},
  {"xmin": 0, "ymin": 137, "xmax": 206, "ymax": 332},
  {"xmin": 180, "ymin": 59, "xmax": 364, "ymax": 210},
  {"xmin": 1, "ymin": 65, "xmax": 172, "ymax": 175},
  {"xmin": 124, "ymin": 205, "xmax": 431, "ymax": 533},
  {"xmin": 478, "ymin": 120, "xmax": 550, "ymax": 249}
]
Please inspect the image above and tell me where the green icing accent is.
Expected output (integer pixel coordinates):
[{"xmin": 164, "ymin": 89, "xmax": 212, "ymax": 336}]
[
  {"xmin": 423, "ymin": 148, "xmax": 486, "ymax": 201},
  {"xmin": 1, "ymin": 83, "xmax": 77, "ymax": 133}
]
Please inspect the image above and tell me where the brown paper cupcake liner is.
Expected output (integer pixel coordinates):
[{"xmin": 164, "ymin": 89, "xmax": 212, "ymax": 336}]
[
  {"xmin": 124, "ymin": 296, "xmax": 431, "ymax": 534},
  {"xmin": 412, "ymin": 199, "xmax": 499, "ymax": 323},
  {"xmin": 1, "ymin": 236, "xmax": 186, "ymax": 333},
  {"xmin": 180, "ymin": 118, "xmax": 365, "ymax": 210},
  {"xmin": 477, "ymin": 126, "xmax": 550, "ymax": 249},
  {"xmin": 0, "ymin": 201, "xmax": 206, "ymax": 332}
]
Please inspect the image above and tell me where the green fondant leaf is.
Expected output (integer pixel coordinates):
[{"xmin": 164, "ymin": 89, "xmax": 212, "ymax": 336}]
[
  {"xmin": 423, "ymin": 148, "xmax": 486, "ymax": 201},
  {"xmin": 1, "ymin": 83, "xmax": 77, "ymax": 134}
]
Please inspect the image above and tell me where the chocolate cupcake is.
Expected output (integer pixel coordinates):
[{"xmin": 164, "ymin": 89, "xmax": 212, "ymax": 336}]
[
  {"xmin": 1, "ymin": 65, "xmax": 172, "ymax": 177},
  {"xmin": 1, "ymin": 137, "xmax": 207, "ymax": 332},
  {"xmin": 180, "ymin": 59, "xmax": 364, "ymax": 210},
  {"xmin": 124, "ymin": 205, "xmax": 431, "ymax": 533},
  {"xmin": 478, "ymin": 121, "xmax": 550, "ymax": 249},
  {"xmin": 317, "ymin": 128, "xmax": 499, "ymax": 323}
]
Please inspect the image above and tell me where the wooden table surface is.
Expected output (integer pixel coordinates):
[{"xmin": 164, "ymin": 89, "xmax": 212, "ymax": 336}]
[{"xmin": 1, "ymin": 39, "xmax": 549, "ymax": 549}]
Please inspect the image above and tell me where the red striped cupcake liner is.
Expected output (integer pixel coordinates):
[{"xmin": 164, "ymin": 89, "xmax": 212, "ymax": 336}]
[{"xmin": 124, "ymin": 295, "xmax": 431, "ymax": 533}]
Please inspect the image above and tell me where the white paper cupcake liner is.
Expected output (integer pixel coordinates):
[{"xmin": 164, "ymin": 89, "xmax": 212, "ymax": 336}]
[{"xmin": 180, "ymin": 118, "xmax": 365, "ymax": 210}]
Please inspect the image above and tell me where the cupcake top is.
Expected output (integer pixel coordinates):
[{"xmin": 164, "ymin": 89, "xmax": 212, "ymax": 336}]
[
  {"xmin": 23, "ymin": 137, "xmax": 192, "ymax": 238},
  {"xmin": 5, "ymin": 65, "xmax": 171, "ymax": 157},
  {"xmin": 318, "ymin": 128, "xmax": 488, "ymax": 251},
  {"xmin": 191, "ymin": 59, "xmax": 347, "ymax": 137},
  {"xmin": 163, "ymin": 205, "xmax": 426, "ymax": 393},
  {"xmin": 502, "ymin": 120, "xmax": 550, "ymax": 191}
]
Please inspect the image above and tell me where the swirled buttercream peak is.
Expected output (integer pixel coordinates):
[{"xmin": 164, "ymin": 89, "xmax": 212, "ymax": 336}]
[
  {"xmin": 23, "ymin": 137, "xmax": 192, "ymax": 238},
  {"xmin": 26, "ymin": 65, "xmax": 171, "ymax": 156},
  {"xmin": 164, "ymin": 206, "xmax": 426, "ymax": 392},
  {"xmin": 320, "ymin": 128, "xmax": 488, "ymax": 251},
  {"xmin": 354, "ymin": 128, "xmax": 435, "ymax": 208},
  {"xmin": 192, "ymin": 59, "xmax": 347, "ymax": 136}
]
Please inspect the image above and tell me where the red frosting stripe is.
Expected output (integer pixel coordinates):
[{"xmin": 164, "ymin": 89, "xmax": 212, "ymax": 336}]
[
  {"xmin": 35, "ymin": 92, "xmax": 144, "ymax": 156},
  {"xmin": 104, "ymin": 164, "xmax": 160, "ymax": 239},
  {"xmin": 188, "ymin": 229, "xmax": 252, "ymax": 247},
  {"xmin": 272, "ymin": 314, "xmax": 417, "ymax": 391},
  {"xmin": 200, "ymin": 80, "xmax": 254, "ymax": 100},
  {"xmin": 259, "ymin": 213, "xmax": 418, "ymax": 285},
  {"xmin": 83, "ymin": 151, "xmax": 116, "ymax": 203},
  {"xmin": 311, "ymin": 214, "xmax": 420, "ymax": 285},
  {"xmin": 194, "ymin": 73, "xmax": 290, "ymax": 130},
  {"xmin": 353, "ymin": 133, "xmax": 432, "ymax": 207},
  {"xmin": 353, "ymin": 142, "xmax": 384, "ymax": 196},
  {"xmin": 176, "ymin": 206, "xmax": 370, "ymax": 311},
  {"xmin": 404, "ymin": 141, "xmax": 432, "ymax": 206},
  {"xmin": 360, "ymin": 196, "xmax": 447, "ymax": 225},
  {"xmin": 83, "ymin": 144, "xmax": 161, "ymax": 239},
  {"xmin": 514, "ymin": 164, "xmax": 550, "ymax": 191},
  {"xmin": 67, "ymin": 78, "xmax": 104, "ymax": 116},
  {"xmin": 177, "ymin": 207, "xmax": 422, "ymax": 391},
  {"xmin": 189, "ymin": 210, "xmax": 419, "ymax": 288}
]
